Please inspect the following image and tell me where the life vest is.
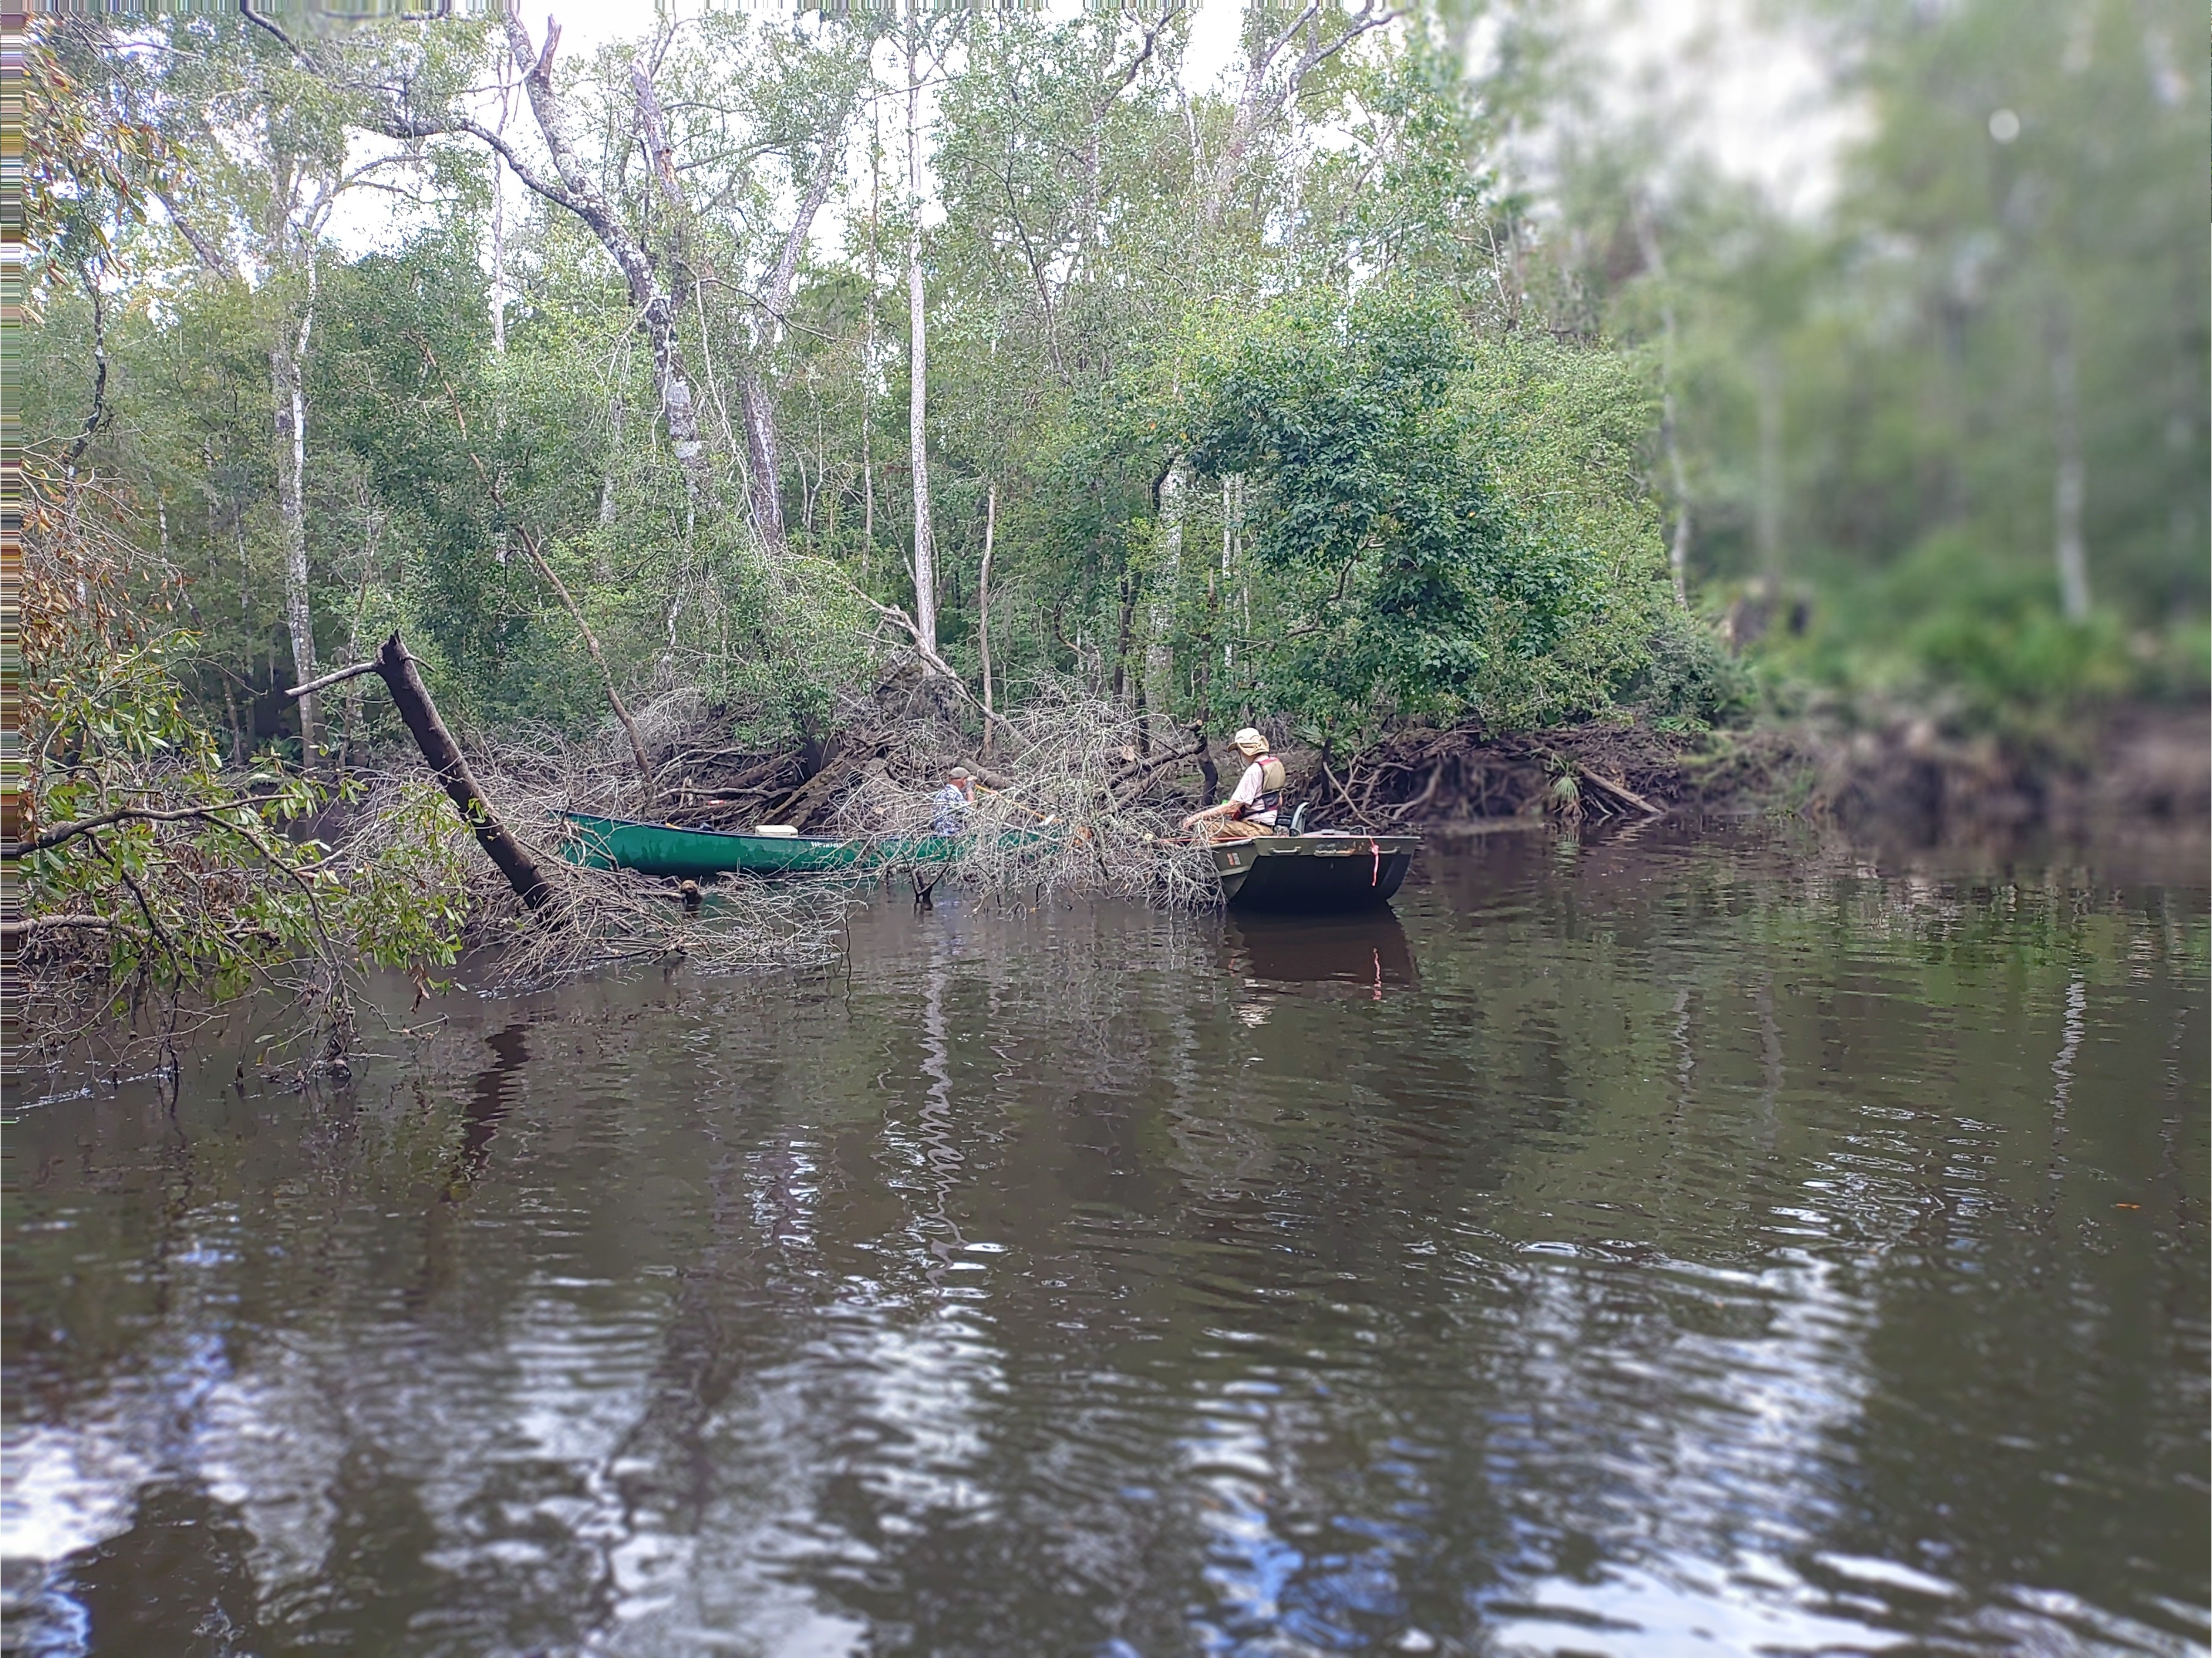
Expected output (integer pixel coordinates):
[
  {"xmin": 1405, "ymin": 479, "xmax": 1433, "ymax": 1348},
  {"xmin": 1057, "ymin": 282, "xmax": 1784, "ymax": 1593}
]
[{"xmin": 1240, "ymin": 754, "xmax": 1287, "ymax": 824}]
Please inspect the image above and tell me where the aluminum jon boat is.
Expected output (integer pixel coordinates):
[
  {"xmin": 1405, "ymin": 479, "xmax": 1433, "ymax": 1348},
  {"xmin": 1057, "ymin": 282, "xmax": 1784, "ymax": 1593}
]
[{"xmin": 1210, "ymin": 831, "xmax": 1419, "ymax": 911}]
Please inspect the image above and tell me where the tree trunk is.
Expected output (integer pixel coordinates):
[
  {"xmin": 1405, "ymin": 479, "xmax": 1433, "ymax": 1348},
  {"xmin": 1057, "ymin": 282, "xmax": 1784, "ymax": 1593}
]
[
  {"xmin": 1220, "ymin": 474, "xmax": 1239, "ymax": 673},
  {"xmin": 490, "ymin": 44, "xmax": 510, "ymax": 355},
  {"xmin": 1754, "ymin": 346, "xmax": 1784, "ymax": 586},
  {"xmin": 736, "ymin": 95, "xmax": 855, "ymax": 556},
  {"xmin": 377, "ymin": 635, "xmax": 549, "ymax": 910},
  {"xmin": 618, "ymin": 62, "xmax": 715, "ymax": 511},
  {"xmin": 978, "ymin": 481, "xmax": 996, "ymax": 734},
  {"xmin": 292, "ymin": 635, "xmax": 550, "ymax": 909},
  {"xmin": 222, "ymin": 674, "xmax": 245, "ymax": 765},
  {"xmin": 2048, "ymin": 304, "xmax": 2091, "ymax": 622},
  {"xmin": 1110, "ymin": 567, "xmax": 1137, "ymax": 706},
  {"xmin": 905, "ymin": 16, "xmax": 938, "ymax": 655},
  {"xmin": 272, "ymin": 271, "xmax": 320, "ymax": 769},
  {"xmin": 341, "ymin": 500, "xmax": 381, "ymax": 772},
  {"xmin": 1203, "ymin": 2, "xmax": 1397, "ymax": 230},
  {"xmin": 737, "ymin": 376, "xmax": 786, "ymax": 549},
  {"xmin": 1149, "ymin": 459, "xmax": 1187, "ymax": 744},
  {"xmin": 490, "ymin": 16, "xmax": 713, "ymax": 508},
  {"xmin": 863, "ymin": 101, "xmax": 880, "ymax": 586},
  {"xmin": 597, "ymin": 394, "xmax": 623, "ymax": 539},
  {"xmin": 1633, "ymin": 207, "xmax": 1692, "ymax": 606}
]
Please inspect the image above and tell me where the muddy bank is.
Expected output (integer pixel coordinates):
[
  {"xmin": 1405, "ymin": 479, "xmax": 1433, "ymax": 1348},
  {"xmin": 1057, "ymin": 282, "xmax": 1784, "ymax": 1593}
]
[
  {"xmin": 1271, "ymin": 721, "xmax": 1805, "ymax": 828},
  {"xmin": 1811, "ymin": 703, "xmax": 2210, "ymax": 845},
  {"xmin": 1302, "ymin": 702, "xmax": 2206, "ymax": 845}
]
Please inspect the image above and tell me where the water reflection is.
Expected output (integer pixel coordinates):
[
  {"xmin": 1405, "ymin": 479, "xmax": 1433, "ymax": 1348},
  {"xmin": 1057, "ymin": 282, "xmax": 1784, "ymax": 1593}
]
[
  {"xmin": 3, "ymin": 826, "xmax": 2205, "ymax": 1657},
  {"xmin": 1225, "ymin": 913, "xmax": 1416, "ymax": 997},
  {"xmin": 454, "ymin": 1022, "xmax": 529, "ymax": 1190}
]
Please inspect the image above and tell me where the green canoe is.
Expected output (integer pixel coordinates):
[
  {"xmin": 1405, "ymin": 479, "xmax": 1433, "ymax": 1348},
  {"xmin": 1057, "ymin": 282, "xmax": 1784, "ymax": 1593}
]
[
  {"xmin": 556, "ymin": 811, "xmax": 1016, "ymax": 880},
  {"xmin": 559, "ymin": 813, "xmax": 861, "ymax": 876}
]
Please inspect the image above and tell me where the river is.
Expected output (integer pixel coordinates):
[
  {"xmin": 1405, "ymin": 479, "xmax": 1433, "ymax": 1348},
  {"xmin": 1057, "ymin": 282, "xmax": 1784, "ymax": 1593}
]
[{"xmin": 4, "ymin": 822, "xmax": 2206, "ymax": 1657}]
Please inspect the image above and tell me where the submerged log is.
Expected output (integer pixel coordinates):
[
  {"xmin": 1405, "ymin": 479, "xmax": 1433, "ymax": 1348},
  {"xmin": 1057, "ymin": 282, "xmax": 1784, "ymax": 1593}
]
[{"xmin": 290, "ymin": 631, "xmax": 552, "ymax": 909}]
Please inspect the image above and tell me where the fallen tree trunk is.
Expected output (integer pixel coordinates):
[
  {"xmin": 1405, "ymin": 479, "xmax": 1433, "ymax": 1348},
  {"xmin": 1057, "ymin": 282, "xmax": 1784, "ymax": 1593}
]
[
  {"xmin": 1570, "ymin": 764, "xmax": 1663, "ymax": 818},
  {"xmin": 1108, "ymin": 732, "xmax": 1210, "ymax": 804},
  {"xmin": 291, "ymin": 631, "xmax": 552, "ymax": 909}
]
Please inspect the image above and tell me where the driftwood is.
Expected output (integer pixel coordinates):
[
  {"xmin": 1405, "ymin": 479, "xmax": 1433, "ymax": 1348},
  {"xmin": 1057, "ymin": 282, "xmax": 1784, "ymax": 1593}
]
[
  {"xmin": 1107, "ymin": 732, "xmax": 1211, "ymax": 804},
  {"xmin": 1568, "ymin": 764, "xmax": 1662, "ymax": 818},
  {"xmin": 290, "ymin": 631, "xmax": 552, "ymax": 908},
  {"xmin": 769, "ymin": 749, "xmax": 892, "ymax": 831}
]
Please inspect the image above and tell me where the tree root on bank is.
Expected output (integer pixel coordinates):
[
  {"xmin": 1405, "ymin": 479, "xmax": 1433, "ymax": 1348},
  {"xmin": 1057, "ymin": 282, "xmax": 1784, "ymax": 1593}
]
[{"xmin": 1319, "ymin": 721, "xmax": 1806, "ymax": 826}]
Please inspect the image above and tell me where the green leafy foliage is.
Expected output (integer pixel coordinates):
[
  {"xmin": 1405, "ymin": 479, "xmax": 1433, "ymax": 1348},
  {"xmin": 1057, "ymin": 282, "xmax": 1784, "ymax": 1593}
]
[
  {"xmin": 23, "ymin": 633, "xmax": 470, "ymax": 1027},
  {"xmin": 1182, "ymin": 288, "xmax": 1677, "ymax": 734}
]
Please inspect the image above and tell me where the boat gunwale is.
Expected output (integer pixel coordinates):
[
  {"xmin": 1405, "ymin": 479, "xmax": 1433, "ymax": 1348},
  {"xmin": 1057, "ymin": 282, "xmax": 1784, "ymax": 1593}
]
[
  {"xmin": 1211, "ymin": 832, "xmax": 1422, "ymax": 862},
  {"xmin": 558, "ymin": 810, "xmax": 852, "ymax": 850}
]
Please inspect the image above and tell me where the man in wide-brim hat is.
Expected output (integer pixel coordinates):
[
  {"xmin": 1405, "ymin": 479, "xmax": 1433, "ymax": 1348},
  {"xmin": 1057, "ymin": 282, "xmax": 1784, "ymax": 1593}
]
[{"xmin": 1182, "ymin": 728, "xmax": 1287, "ymax": 841}]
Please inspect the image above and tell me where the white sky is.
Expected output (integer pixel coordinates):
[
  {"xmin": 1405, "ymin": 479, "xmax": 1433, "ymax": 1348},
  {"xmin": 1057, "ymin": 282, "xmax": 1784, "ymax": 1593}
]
[
  {"xmin": 531, "ymin": 0, "xmax": 1859, "ymax": 208},
  {"xmin": 327, "ymin": 0, "xmax": 1857, "ymax": 256},
  {"xmin": 519, "ymin": 0, "xmax": 1250, "ymax": 84},
  {"xmin": 1569, "ymin": 0, "xmax": 1866, "ymax": 217}
]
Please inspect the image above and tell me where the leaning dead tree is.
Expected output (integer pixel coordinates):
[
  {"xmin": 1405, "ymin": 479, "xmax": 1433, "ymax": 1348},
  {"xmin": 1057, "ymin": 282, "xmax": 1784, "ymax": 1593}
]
[
  {"xmin": 1202, "ymin": 0, "xmax": 1401, "ymax": 231},
  {"xmin": 257, "ymin": 6, "xmax": 718, "ymax": 508},
  {"xmin": 292, "ymin": 640, "xmax": 860, "ymax": 986},
  {"xmin": 290, "ymin": 631, "xmax": 552, "ymax": 908},
  {"xmin": 480, "ymin": 16, "xmax": 715, "ymax": 508}
]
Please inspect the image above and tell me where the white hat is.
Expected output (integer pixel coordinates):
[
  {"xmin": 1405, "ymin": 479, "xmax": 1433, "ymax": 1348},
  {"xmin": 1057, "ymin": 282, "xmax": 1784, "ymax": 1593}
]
[{"xmin": 1231, "ymin": 727, "xmax": 1268, "ymax": 755}]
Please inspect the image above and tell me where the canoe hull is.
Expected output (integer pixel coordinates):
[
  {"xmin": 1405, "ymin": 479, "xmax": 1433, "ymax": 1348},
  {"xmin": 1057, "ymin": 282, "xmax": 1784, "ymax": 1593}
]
[
  {"xmin": 1211, "ymin": 833, "xmax": 1418, "ymax": 912},
  {"xmin": 558, "ymin": 812, "xmax": 1019, "ymax": 880},
  {"xmin": 559, "ymin": 813, "xmax": 861, "ymax": 878}
]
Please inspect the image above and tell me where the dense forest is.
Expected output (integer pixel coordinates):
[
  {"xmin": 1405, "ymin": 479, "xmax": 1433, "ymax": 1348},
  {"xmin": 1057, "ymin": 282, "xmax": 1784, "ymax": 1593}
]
[{"xmin": 13, "ymin": 0, "xmax": 2206, "ymax": 1056}]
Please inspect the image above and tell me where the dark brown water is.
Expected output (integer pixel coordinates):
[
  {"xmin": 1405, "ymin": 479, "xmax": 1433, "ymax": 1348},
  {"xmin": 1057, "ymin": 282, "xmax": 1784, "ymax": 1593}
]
[{"xmin": 4, "ymin": 825, "xmax": 2207, "ymax": 1658}]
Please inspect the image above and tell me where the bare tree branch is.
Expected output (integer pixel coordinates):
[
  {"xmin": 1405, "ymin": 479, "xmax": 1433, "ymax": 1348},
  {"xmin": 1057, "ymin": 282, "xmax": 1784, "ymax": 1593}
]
[
  {"xmin": 1, "ymin": 916, "xmax": 116, "ymax": 941},
  {"xmin": 150, "ymin": 183, "xmax": 231, "ymax": 275},
  {"xmin": 630, "ymin": 64, "xmax": 685, "ymax": 212},
  {"xmin": 287, "ymin": 658, "xmax": 383, "ymax": 698},
  {"xmin": 1204, "ymin": 0, "xmax": 1400, "ymax": 226},
  {"xmin": 8, "ymin": 795, "xmax": 292, "ymax": 859}
]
